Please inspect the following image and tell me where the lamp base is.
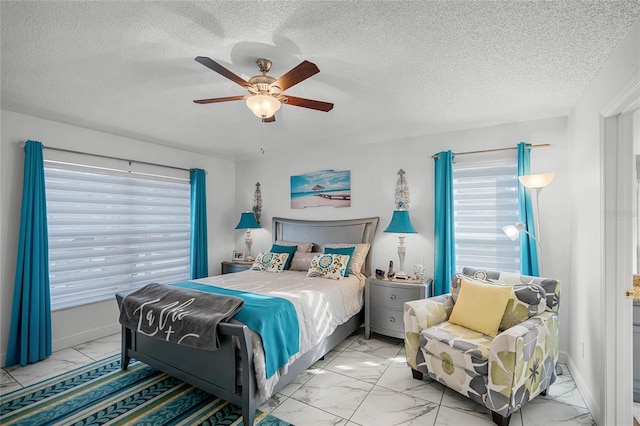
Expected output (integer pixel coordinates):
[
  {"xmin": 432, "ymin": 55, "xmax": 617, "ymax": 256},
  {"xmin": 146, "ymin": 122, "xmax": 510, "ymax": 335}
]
[
  {"xmin": 394, "ymin": 271, "xmax": 409, "ymax": 280},
  {"xmin": 245, "ymin": 255, "xmax": 255, "ymax": 262}
]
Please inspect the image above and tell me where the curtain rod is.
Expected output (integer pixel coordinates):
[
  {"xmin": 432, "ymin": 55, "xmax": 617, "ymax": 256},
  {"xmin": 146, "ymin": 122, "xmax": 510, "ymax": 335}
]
[
  {"xmin": 19, "ymin": 141, "xmax": 192, "ymax": 173},
  {"xmin": 431, "ymin": 143, "xmax": 551, "ymax": 159}
]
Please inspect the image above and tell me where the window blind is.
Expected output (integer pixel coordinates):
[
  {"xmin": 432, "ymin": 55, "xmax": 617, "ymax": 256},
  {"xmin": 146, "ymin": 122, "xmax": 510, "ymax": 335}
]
[
  {"xmin": 453, "ymin": 163, "xmax": 520, "ymax": 273},
  {"xmin": 45, "ymin": 165, "xmax": 191, "ymax": 310}
]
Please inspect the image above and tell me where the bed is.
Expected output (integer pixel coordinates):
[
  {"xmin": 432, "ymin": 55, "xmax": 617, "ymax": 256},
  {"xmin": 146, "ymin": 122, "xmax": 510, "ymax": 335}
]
[{"xmin": 116, "ymin": 216, "xmax": 379, "ymax": 425}]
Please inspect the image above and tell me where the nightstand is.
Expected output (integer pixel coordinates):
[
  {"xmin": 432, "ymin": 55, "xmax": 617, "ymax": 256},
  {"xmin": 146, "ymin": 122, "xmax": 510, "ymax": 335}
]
[
  {"xmin": 365, "ymin": 277, "xmax": 430, "ymax": 339},
  {"xmin": 221, "ymin": 261, "xmax": 253, "ymax": 274}
]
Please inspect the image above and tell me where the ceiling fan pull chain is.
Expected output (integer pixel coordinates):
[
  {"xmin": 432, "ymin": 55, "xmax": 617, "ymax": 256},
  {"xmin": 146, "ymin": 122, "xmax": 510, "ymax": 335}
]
[{"xmin": 260, "ymin": 121, "xmax": 265, "ymax": 155}]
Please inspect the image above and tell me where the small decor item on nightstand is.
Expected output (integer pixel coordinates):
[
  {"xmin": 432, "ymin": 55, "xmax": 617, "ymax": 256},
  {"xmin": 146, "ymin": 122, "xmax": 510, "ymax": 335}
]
[
  {"xmin": 413, "ymin": 264, "xmax": 425, "ymax": 282},
  {"xmin": 235, "ymin": 211, "xmax": 260, "ymax": 261},
  {"xmin": 375, "ymin": 269, "xmax": 385, "ymax": 280},
  {"xmin": 232, "ymin": 250, "xmax": 245, "ymax": 262}
]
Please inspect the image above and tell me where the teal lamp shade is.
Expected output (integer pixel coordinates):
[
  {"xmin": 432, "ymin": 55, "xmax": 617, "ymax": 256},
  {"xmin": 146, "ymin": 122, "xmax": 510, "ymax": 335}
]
[
  {"xmin": 384, "ymin": 210, "xmax": 417, "ymax": 234},
  {"xmin": 235, "ymin": 212, "xmax": 260, "ymax": 229}
]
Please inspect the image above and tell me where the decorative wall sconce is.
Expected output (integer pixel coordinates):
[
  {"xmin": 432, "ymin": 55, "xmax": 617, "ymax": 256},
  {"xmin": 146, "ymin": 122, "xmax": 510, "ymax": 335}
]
[{"xmin": 252, "ymin": 182, "xmax": 262, "ymax": 224}]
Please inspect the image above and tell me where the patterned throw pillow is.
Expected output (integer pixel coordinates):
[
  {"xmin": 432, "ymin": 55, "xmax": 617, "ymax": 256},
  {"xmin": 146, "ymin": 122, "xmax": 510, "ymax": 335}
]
[
  {"xmin": 250, "ymin": 252, "xmax": 289, "ymax": 273},
  {"xmin": 270, "ymin": 244, "xmax": 297, "ymax": 270},
  {"xmin": 499, "ymin": 283, "xmax": 547, "ymax": 331},
  {"xmin": 306, "ymin": 254, "xmax": 351, "ymax": 280},
  {"xmin": 321, "ymin": 243, "xmax": 370, "ymax": 275},
  {"xmin": 324, "ymin": 246, "xmax": 355, "ymax": 276}
]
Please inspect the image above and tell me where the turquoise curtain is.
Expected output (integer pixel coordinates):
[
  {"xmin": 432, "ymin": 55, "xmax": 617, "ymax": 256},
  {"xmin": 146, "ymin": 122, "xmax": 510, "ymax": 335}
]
[
  {"xmin": 517, "ymin": 142, "xmax": 540, "ymax": 276},
  {"xmin": 434, "ymin": 150, "xmax": 455, "ymax": 296},
  {"xmin": 190, "ymin": 169, "xmax": 208, "ymax": 279},
  {"xmin": 6, "ymin": 140, "xmax": 52, "ymax": 367}
]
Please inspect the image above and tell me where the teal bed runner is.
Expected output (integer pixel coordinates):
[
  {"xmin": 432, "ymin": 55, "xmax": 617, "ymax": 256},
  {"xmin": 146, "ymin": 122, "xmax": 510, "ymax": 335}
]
[{"xmin": 173, "ymin": 281, "xmax": 300, "ymax": 378}]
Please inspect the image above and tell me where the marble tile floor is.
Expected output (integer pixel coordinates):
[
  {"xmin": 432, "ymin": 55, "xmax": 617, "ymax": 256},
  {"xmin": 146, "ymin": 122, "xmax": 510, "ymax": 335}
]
[{"xmin": 0, "ymin": 329, "xmax": 596, "ymax": 425}]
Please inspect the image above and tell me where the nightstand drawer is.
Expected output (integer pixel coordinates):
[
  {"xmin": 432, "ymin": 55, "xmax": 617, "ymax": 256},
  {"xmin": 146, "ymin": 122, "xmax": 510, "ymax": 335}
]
[
  {"xmin": 221, "ymin": 261, "xmax": 252, "ymax": 274},
  {"xmin": 370, "ymin": 283, "xmax": 422, "ymax": 310},
  {"xmin": 369, "ymin": 306, "xmax": 404, "ymax": 334}
]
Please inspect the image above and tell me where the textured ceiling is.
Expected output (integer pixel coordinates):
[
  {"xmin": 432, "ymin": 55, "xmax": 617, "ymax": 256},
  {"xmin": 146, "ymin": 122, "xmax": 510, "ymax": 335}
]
[{"xmin": 2, "ymin": 1, "xmax": 639, "ymax": 161}]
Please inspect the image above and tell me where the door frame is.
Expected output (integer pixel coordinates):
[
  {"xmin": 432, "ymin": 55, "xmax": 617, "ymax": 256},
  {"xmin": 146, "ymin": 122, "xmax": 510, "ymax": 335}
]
[{"xmin": 601, "ymin": 71, "xmax": 639, "ymax": 425}]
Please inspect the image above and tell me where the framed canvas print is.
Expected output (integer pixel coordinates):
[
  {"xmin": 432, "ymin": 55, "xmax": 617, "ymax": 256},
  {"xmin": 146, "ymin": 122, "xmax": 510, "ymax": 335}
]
[{"xmin": 290, "ymin": 169, "xmax": 351, "ymax": 209}]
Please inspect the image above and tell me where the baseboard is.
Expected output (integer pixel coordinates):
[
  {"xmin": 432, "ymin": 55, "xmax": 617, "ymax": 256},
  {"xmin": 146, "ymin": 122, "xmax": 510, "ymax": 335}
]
[
  {"xmin": 558, "ymin": 350, "xmax": 567, "ymax": 365},
  {"xmin": 0, "ymin": 323, "xmax": 120, "ymax": 367},
  {"xmin": 565, "ymin": 352, "xmax": 602, "ymax": 425},
  {"xmin": 52, "ymin": 323, "xmax": 121, "ymax": 352}
]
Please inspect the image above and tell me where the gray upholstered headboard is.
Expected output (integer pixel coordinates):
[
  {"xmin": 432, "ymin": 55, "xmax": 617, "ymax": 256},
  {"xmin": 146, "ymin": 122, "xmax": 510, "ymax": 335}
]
[{"xmin": 272, "ymin": 217, "xmax": 379, "ymax": 277}]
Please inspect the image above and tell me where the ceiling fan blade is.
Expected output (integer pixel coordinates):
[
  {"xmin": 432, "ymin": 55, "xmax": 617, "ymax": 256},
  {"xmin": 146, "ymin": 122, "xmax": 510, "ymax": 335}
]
[
  {"xmin": 281, "ymin": 95, "xmax": 334, "ymax": 112},
  {"xmin": 195, "ymin": 56, "xmax": 249, "ymax": 88},
  {"xmin": 272, "ymin": 60, "xmax": 320, "ymax": 91},
  {"xmin": 193, "ymin": 95, "xmax": 245, "ymax": 104},
  {"xmin": 262, "ymin": 115, "xmax": 276, "ymax": 123}
]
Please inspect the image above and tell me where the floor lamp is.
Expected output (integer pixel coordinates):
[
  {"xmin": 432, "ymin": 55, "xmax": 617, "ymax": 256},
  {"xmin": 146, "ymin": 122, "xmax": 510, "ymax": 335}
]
[
  {"xmin": 518, "ymin": 172, "xmax": 555, "ymax": 247},
  {"xmin": 502, "ymin": 172, "xmax": 560, "ymax": 374}
]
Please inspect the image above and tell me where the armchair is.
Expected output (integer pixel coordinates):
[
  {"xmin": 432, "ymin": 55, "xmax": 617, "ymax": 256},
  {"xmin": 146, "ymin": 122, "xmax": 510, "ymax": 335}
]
[{"xmin": 403, "ymin": 267, "xmax": 560, "ymax": 426}]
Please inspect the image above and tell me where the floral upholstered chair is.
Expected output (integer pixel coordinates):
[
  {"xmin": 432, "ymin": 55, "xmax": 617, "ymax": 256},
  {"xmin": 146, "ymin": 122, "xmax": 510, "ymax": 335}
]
[{"xmin": 403, "ymin": 267, "xmax": 560, "ymax": 426}]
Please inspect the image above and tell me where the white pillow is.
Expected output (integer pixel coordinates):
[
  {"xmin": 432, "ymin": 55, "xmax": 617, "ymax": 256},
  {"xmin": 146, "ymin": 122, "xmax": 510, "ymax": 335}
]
[
  {"xmin": 321, "ymin": 243, "xmax": 370, "ymax": 275},
  {"xmin": 306, "ymin": 253, "xmax": 351, "ymax": 280},
  {"xmin": 250, "ymin": 252, "xmax": 289, "ymax": 273}
]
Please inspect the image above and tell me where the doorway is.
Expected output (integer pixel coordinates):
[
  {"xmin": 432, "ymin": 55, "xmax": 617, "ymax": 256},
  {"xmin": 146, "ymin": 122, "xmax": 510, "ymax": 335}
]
[{"xmin": 602, "ymin": 79, "xmax": 638, "ymax": 425}]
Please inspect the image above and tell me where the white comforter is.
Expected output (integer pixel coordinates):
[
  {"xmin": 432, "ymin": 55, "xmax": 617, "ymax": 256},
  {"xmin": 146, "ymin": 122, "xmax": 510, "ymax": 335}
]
[{"xmin": 192, "ymin": 270, "xmax": 365, "ymax": 401}]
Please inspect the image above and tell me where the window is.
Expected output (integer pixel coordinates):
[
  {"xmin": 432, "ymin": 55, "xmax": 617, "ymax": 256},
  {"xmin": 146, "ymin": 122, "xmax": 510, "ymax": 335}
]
[
  {"xmin": 453, "ymin": 161, "xmax": 520, "ymax": 273},
  {"xmin": 45, "ymin": 164, "xmax": 191, "ymax": 310}
]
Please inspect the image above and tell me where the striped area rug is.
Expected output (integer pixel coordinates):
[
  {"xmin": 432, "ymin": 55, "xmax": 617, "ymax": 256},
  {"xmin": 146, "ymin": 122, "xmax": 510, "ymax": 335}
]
[{"xmin": 0, "ymin": 354, "xmax": 291, "ymax": 425}]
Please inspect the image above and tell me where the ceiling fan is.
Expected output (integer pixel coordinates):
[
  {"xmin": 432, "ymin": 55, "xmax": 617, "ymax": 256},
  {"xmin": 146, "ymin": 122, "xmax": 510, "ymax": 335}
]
[{"xmin": 193, "ymin": 56, "xmax": 334, "ymax": 123}]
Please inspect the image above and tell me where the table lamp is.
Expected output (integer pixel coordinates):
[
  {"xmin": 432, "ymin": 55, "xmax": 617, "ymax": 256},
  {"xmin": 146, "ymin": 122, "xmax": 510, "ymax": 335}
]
[
  {"xmin": 235, "ymin": 211, "xmax": 260, "ymax": 261},
  {"xmin": 384, "ymin": 210, "xmax": 417, "ymax": 279}
]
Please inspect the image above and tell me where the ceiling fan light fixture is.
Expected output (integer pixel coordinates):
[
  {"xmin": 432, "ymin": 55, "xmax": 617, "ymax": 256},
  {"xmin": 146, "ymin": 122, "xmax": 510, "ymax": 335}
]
[{"xmin": 246, "ymin": 94, "xmax": 281, "ymax": 119}]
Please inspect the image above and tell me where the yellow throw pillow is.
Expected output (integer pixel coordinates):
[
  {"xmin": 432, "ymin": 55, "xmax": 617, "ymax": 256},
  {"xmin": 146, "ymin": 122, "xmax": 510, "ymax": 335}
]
[{"xmin": 448, "ymin": 277, "xmax": 512, "ymax": 337}]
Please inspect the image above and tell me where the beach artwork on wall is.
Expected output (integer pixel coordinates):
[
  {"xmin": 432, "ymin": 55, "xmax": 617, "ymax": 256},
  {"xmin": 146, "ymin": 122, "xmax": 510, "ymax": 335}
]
[{"xmin": 290, "ymin": 169, "xmax": 351, "ymax": 208}]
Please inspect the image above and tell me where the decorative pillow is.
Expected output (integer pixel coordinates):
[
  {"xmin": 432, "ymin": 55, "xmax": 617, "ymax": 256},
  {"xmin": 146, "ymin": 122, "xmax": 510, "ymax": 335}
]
[
  {"xmin": 448, "ymin": 277, "xmax": 511, "ymax": 337},
  {"xmin": 451, "ymin": 273, "xmax": 547, "ymax": 331},
  {"xmin": 324, "ymin": 246, "xmax": 355, "ymax": 277},
  {"xmin": 250, "ymin": 252, "xmax": 289, "ymax": 273},
  {"xmin": 270, "ymin": 244, "xmax": 297, "ymax": 270},
  {"xmin": 275, "ymin": 240, "xmax": 314, "ymax": 253},
  {"xmin": 450, "ymin": 273, "xmax": 490, "ymax": 302},
  {"xmin": 306, "ymin": 254, "xmax": 351, "ymax": 280},
  {"xmin": 499, "ymin": 283, "xmax": 547, "ymax": 330},
  {"xmin": 290, "ymin": 252, "xmax": 316, "ymax": 272},
  {"xmin": 321, "ymin": 243, "xmax": 370, "ymax": 275},
  {"xmin": 461, "ymin": 267, "xmax": 560, "ymax": 313}
]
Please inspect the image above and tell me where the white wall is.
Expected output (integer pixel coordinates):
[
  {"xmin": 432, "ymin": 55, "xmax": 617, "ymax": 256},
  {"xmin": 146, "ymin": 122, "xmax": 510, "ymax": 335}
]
[
  {"xmin": 235, "ymin": 115, "xmax": 570, "ymax": 354},
  {"xmin": 565, "ymin": 19, "xmax": 639, "ymax": 424},
  {"xmin": 0, "ymin": 110, "xmax": 236, "ymax": 365}
]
